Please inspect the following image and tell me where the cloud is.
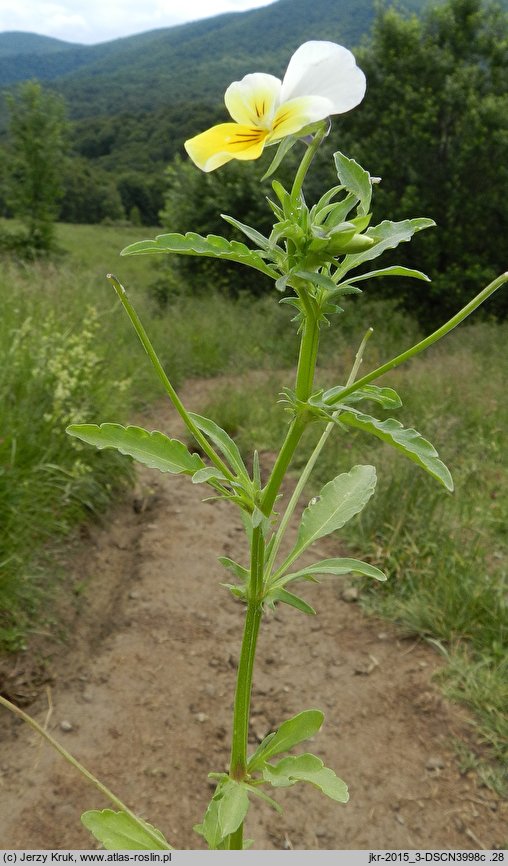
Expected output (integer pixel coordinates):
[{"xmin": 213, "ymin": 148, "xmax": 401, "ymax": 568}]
[{"xmin": 0, "ymin": 0, "xmax": 276, "ymax": 45}]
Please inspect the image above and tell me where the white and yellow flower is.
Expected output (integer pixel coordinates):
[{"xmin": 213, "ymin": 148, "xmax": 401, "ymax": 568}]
[{"xmin": 184, "ymin": 41, "xmax": 366, "ymax": 172}]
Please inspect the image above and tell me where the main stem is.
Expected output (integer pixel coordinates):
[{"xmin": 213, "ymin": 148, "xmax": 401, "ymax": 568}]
[{"xmin": 227, "ymin": 296, "xmax": 320, "ymax": 850}]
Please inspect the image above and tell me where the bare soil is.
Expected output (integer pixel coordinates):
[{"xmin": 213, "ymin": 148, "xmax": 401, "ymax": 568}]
[{"xmin": 0, "ymin": 377, "xmax": 506, "ymax": 851}]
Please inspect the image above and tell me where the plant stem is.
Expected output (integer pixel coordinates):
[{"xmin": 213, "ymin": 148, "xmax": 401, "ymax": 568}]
[
  {"xmin": 291, "ymin": 123, "xmax": 328, "ymax": 201},
  {"xmin": 261, "ymin": 307, "xmax": 320, "ymax": 516},
  {"xmin": 107, "ymin": 274, "xmax": 235, "ymax": 483},
  {"xmin": 325, "ymin": 273, "xmax": 508, "ymax": 407},
  {"xmin": 227, "ymin": 278, "xmax": 322, "ymax": 847},
  {"xmin": 266, "ymin": 328, "xmax": 373, "ymax": 579},
  {"xmin": 228, "ymin": 526, "xmax": 264, "ymax": 850}
]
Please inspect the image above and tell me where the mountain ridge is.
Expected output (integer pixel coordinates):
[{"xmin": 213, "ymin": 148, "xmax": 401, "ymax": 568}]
[{"xmin": 0, "ymin": 0, "xmax": 431, "ymax": 115}]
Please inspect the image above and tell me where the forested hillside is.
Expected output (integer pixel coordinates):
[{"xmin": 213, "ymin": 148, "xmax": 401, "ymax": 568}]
[{"xmin": 0, "ymin": 0, "xmax": 506, "ymax": 323}]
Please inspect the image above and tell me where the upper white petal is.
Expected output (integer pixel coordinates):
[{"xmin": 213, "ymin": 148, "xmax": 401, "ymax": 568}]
[
  {"xmin": 225, "ymin": 72, "xmax": 282, "ymax": 128},
  {"xmin": 280, "ymin": 41, "xmax": 366, "ymax": 115}
]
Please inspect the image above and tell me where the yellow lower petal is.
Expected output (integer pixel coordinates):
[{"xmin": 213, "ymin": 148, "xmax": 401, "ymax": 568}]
[{"xmin": 184, "ymin": 123, "xmax": 269, "ymax": 172}]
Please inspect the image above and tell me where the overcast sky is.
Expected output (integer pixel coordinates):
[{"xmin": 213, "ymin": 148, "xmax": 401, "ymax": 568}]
[{"xmin": 0, "ymin": 0, "xmax": 278, "ymax": 45}]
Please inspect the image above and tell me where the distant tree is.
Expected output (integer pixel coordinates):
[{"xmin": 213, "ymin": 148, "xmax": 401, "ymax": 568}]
[
  {"xmin": 5, "ymin": 80, "xmax": 69, "ymax": 251},
  {"xmin": 59, "ymin": 157, "xmax": 125, "ymax": 224},
  {"xmin": 341, "ymin": 0, "xmax": 508, "ymax": 325},
  {"xmin": 117, "ymin": 172, "xmax": 162, "ymax": 226}
]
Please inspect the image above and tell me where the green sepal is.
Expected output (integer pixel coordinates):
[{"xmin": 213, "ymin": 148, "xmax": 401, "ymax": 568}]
[
  {"xmin": 248, "ymin": 709, "xmax": 324, "ymax": 772},
  {"xmin": 66, "ymin": 423, "xmax": 204, "ymax": 475},
  {"xmin": 120, "ymin": 231, "xmax": 279, "ymax": 279},
  {"xmin": 81, "ymin": 810, "xmax": 171, "ymax": 850},
  {"xmin": 338, "ymin": 409, "xmax": 453, "ymax": 491},
  {"xmin": 262, "ymin": 753, "xmax": 349, "ymax": 803}
]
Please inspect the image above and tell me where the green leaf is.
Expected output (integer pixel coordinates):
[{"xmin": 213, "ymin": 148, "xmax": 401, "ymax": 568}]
[
  {"xmin": 194, "ymin": 781, "xmax": 249, "ymax": 848},
  {"xmin": 338, "ymin": 218, "xmax": 435, "ymax": 275},
  {"xmin": 121, "ymin": 231, "xmax": 279, "ymax": 279},
  {"xmin": 220, "ymin": 213, "xmax": 273, "ymax": 252},
  {"xmin": 334, "ymin": 151, "xmax": 372, "ymax": 216},
  {"xmin": 194, "ymin": 797, "xmax": 224, "ymax": 850},
  {"xmin": 319, "ymin": 383, "xmax": 402, "ymax": 410},
  {"xmin": 262, "ymin": 753, "xmax": 349, "ymax": 803},
  {"xmin": 274, "ymin": 557, "xmax": 387, "ymax": 588},
  {"xmin": 248, "ymin": 709, "xmax": 324, "ymax": 772},
  {"xmin": 218, "ymin": 780, "xmax": 249, "ymax": 838},
  {"xmin": 191, "ymin": 466, "xmax": 228, "ymax": 485},
  {"xmin": 261, "ymin": 135, "xmax": 299, "ymax": 180},
  {"xmin": 293, "ymin": 465, "xmax": 377, "ymax": 558},
  {"xmin": 81, "ymin": 810, "xmax": 171, "ymax": 850},
  {"xmin": 189, "ymin": 413, "xmax": 249, "ymax": 482},
  {"xmin": 339, "ymin": 265, "xmax": 431, "ymax": 283},
  {"xmin": 218, "ymin": 557, "xmax": 249, "ymax": 582},
  {"xmin": 339, "ymin": 409, "xmax": 453, "ymax": 491},
  {"xmin": 66, "ymin": 423, "xmax": 204, "ymax": 475},
  {"xmin": 268, "ymin": 587, "xmax": 316, "ymax": 616},
  {"xmin": 294, "ymin": 269, "xmax": 338, "ymax": 293}
]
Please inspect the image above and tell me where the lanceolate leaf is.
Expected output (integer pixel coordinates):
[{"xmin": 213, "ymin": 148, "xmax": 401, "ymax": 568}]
[
  {"xmin": 292, "ymin": 465, "xmax": 377, "ymax": 558},
  {"xmin": 194, "ymin": 796, "xmax": 224, "ymax": 850},
  {"xmin": 262, "ymin": 753, "xmax": 349, "ymax": 803},
  {"xmin": 121, "ymin": 232, "xmax": 279, "ymax": 279},
  {"xmin": 221, "ymin": 214, "xmax": 275, "ymax": 253},
  {"xmin": 218, "ymin": 557, "xmax": 249, "ymax": 582},
  {"xmin": 248, "ymin": 709, "xmax": 324, "ymax": 772},
  {"xmin": 274, "ymin": 557, "xmax": 387, "ymax": 588},
  {"xmin": 338, "ymin": 409, "xmax": 454, "ymax": 491},
  {"xmin": 189, "ymin": 413, "xmax": 249, "ymax": 482},
  {"xmin": 268, "ymin": 587, "xmax": 316, "ymax": 616},
  {"xmin": 66, "ymin": 423, "xmax": 204, "ymax": 475},
  {"xmin": 191, "ymin": 466, "xmax": 228, "ymax": 485},
  {"xmin": 81, "ymin": 810, "xmax": 171, "ymax": 850},
  {"xmin": 338, "ymin": 265, "xmax": 431, "ymax": 283}
]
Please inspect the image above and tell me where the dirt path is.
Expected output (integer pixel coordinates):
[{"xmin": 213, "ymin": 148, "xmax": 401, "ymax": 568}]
[{"xmin": 0, "ymin": 377, "xmax": 506, "ymax": 850}]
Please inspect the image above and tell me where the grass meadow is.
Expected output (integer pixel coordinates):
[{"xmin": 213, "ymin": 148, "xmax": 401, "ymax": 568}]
[{"xmin": 1, "ymin": 220, "xmax": 506, "ymax": 790}]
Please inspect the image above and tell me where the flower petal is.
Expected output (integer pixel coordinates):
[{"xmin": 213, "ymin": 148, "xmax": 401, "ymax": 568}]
[
  {"xmin": 270, "ymin": 95, "xmax": 335, "ymax": 140},
  {"xmin": 184, "ymin": 123, "xmax": 269, "ymax": 172},
  {"xmin": 280, "ymin": 41, "xmax": 366, "ymax": 115},
  {"xmin": 225, "ymin": 73, "xmax": 281, "ymax": 128}
]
